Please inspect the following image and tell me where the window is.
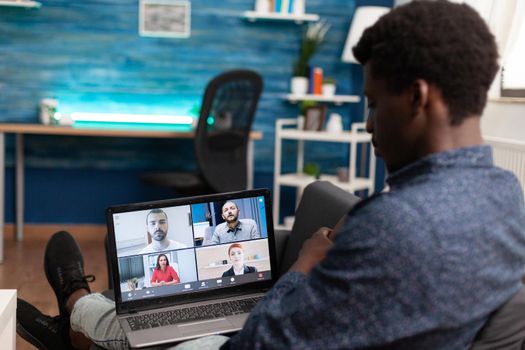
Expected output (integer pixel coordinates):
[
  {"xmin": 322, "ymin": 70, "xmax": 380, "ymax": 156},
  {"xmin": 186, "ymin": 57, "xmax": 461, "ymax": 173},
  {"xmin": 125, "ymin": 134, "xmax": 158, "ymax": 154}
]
[{"xmin": 501, "ymin": 15, "xmax": 525, "ymax": 97}]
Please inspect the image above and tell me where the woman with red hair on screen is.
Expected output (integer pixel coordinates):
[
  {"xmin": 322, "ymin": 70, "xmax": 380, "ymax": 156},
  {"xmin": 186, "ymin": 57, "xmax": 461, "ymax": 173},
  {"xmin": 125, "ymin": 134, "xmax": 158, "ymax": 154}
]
[
  {"xmin": 150, "ymin": 254, "xmax": 180, "ymax": 287},
  {"xmin": 222, "ymin": 243, "xmax": 257, "ymax": 277}
]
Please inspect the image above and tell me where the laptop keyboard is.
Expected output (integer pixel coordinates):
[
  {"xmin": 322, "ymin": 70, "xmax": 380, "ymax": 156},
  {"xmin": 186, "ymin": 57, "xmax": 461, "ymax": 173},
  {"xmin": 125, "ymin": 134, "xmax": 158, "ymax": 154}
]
[{"xmin": 126, "ymin": 297, "xmax": 263, "ymax": 331}]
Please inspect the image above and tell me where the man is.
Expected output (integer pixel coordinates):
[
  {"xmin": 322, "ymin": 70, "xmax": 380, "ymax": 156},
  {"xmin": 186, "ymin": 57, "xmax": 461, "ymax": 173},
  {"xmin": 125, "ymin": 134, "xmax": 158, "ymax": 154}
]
[
  {"xmin": 16, "ymin": 1, "xmax": 525, "ymax": 349},
  {"xmin": 139, "ymin": 209, "xmax": 186, "ymax": 254},
  {"xmin": 210, "ymin": 201, "xmax": 260, "ymax": 244}
]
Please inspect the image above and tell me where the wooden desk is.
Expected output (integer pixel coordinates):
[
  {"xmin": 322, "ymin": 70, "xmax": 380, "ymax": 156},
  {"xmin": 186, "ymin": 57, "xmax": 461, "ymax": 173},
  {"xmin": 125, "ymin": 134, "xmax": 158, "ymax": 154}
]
[{"xmin": 0, "ymin": 123, "xmax": 263, "ymax": 263}]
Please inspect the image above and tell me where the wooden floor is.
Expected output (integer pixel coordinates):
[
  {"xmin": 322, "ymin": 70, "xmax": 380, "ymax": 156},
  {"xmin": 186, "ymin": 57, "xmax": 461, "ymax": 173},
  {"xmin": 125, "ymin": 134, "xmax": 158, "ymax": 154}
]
[{"xmin": 0, "ymin": 225, "xmax": 108, "ymax": 350}]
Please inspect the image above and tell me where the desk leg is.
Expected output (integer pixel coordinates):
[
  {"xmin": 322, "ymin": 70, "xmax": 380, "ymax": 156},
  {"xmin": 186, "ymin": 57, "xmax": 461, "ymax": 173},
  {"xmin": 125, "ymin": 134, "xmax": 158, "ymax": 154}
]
[
  {"xmin": 15, "ymin": 134, "xmax": 23, "ymax": 242},
  {"xmin": 247, "ymin": 139, "xmax": 254, "ymax": 190},
  {"xmin": 0, "ymin": 133, "xmax": 4, "ymax": 263}
]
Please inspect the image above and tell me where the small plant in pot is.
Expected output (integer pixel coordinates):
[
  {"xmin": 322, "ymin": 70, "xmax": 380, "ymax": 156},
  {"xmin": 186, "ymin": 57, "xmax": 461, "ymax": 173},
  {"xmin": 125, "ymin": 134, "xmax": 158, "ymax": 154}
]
[
  {"xmin": 303, "ymin": 162, "xmax": 321, "ymax": 179},
  {"xmin": 291, "ymin": 21, "xmax": 331, "ymax": 95},
  {"xmin": 322, "ymin": 77, "xmax": 336, "ymax": 97}
]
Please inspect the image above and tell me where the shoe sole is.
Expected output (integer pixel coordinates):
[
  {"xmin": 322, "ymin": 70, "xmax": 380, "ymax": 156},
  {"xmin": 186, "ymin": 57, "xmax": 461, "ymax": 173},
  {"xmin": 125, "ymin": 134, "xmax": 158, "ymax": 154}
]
[{"xmin": 17, "ymin": 321, "xmax": 50, "ymax": 350}]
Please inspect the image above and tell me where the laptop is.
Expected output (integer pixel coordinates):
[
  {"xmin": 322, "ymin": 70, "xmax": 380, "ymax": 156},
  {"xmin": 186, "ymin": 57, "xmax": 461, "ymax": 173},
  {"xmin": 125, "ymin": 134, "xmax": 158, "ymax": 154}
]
[{"xmin": 106, "ymin": 189, "xmax": 278, "ymax": 348}]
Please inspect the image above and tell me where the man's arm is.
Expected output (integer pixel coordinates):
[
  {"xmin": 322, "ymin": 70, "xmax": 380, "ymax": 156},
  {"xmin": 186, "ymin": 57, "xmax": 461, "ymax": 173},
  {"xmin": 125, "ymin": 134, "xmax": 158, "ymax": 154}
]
[
  {"xmin": 226, "ymin": 211, "xmax": 401, "ymax": 350},
  {"xmin": 250, "ymin": 220, "xmax": 260, "ymax": 239},
  {"xmin": 211, "ymin": 228, "xmax": 221, "ymax": 244}
]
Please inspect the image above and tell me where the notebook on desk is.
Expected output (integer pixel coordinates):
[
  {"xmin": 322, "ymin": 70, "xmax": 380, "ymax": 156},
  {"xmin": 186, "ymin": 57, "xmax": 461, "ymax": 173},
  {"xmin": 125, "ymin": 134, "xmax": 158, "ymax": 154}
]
[{"xmin": 106, "ymin": 189, "xmax": 277, "ymax": 348}]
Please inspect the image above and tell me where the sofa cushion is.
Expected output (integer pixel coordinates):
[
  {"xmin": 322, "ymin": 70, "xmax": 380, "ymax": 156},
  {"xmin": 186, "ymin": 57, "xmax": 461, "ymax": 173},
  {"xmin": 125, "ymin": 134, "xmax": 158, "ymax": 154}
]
[{"xmin": 471, "ymin": 287, "xmax": 525, "ymax": 350}]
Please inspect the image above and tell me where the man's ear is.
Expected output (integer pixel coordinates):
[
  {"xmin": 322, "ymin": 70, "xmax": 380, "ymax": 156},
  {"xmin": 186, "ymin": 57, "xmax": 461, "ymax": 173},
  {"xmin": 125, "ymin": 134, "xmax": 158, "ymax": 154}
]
[{"xmin": 411, "ymin": 79, "xmax": 429, "ymax": 117}]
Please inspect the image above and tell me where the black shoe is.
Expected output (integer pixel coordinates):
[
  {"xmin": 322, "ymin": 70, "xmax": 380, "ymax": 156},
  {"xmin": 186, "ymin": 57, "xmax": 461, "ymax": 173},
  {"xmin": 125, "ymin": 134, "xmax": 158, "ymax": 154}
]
[
  {"xmin": 44, "ymin": 231, "xmax": 95, "ymax": 317},
  {"xmin": 16, "ymin": 298, "xmax": 73, "ymax": 350}
]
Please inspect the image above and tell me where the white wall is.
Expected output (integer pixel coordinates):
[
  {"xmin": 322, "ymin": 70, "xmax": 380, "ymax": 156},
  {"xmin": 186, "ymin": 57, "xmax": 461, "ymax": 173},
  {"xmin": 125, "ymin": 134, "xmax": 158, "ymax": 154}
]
[{"xmin": 481, "ymin": 101, "xmax": 525, "ymax": 141}]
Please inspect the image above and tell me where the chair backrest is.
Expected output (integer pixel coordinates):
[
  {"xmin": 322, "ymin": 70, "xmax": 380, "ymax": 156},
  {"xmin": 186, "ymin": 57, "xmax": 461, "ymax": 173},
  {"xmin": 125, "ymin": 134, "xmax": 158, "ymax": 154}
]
[
  {"xmin": 194, "ymin": 69, "xmax": 263, "ymax": 193},
  {"xmin": 278, "ymin": 181, "xmax": 361, "ymax": 276}
]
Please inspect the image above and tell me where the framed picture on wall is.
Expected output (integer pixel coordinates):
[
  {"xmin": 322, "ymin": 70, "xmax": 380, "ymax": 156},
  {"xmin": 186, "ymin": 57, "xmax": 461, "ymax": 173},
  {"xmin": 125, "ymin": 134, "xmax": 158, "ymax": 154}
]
[
  {"xmin": 303, "ymin": 106, "xmax": 327, "ymax": 131},
  {"xmin": 139, "ymin": 0, "xmax": 191, "ymax": 38}
]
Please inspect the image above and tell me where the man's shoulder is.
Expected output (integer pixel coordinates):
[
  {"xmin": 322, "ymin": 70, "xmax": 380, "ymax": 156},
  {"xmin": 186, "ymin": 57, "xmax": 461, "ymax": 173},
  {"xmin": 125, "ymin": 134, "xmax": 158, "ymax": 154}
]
[
  {"xmin": 339, "ymin": 192, "xmax": 429, "ymax": 246},
  {"xmin": 138, "ymin": 244, "xmax": 153, "ymax": 254},
  {"xmin": 215, "ymin": 222, "xmax": 227, "ymax": 232},
  {"xmin": 348, "ymin": 192, "xmax": 405, "ymax": 221},
  {"xmin": 240, "ymin": 218, "xmax": 257, "ymax": 226},
  {"xmin": 168, "ymin": 239, "xmax": 187, "ymax": 249}
]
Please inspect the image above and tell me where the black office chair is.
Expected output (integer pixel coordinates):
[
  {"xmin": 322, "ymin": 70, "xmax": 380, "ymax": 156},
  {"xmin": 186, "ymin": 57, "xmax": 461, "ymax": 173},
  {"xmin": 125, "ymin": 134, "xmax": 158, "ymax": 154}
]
[{"xmin": 141, "ymin": 69, "xmax": 263, "ymax": 196}]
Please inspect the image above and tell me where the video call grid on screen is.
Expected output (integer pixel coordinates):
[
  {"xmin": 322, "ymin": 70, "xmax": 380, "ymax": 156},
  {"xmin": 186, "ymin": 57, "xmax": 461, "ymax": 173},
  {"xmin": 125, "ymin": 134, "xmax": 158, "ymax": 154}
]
[{"xmin": 112, "ymin": 195, "xmax": 272, "ymax": 299}]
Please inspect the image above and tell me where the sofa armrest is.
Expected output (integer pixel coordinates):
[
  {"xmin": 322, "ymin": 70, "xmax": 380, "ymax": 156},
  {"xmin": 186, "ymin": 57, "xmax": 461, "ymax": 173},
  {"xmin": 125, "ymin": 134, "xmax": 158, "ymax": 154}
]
[
  {"xmin": 274, "ymin": 229, "xmax": 291, "ymax": 272},
  {"xmin": 278, "ymin": 181, "xmax": 361, "ymax": 276}
]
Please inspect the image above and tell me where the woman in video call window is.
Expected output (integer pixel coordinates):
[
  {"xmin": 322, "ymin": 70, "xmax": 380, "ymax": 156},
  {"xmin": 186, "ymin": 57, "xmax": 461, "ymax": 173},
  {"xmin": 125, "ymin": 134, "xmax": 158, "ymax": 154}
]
[
  {"xmin": 222, "ymin": 243, "xmax": 257, "ymax": 277},
  {"xmin": 150, "ymin": 254, "xmax": 180, "ymax": 287}
]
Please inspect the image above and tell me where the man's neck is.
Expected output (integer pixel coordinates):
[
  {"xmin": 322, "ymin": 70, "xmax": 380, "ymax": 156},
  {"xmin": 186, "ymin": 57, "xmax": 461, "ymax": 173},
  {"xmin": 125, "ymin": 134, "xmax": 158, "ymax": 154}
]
[
  {"xmin": 153, "ymin": 239, "xmax": 170, "ymax": 250},
  {"xmin": 422, "ymin": 115, "xmax": 483, "ymax": 156},
  {"xmin": 227, "ymin": 220, "xmax": 239, "ymax": 229}
]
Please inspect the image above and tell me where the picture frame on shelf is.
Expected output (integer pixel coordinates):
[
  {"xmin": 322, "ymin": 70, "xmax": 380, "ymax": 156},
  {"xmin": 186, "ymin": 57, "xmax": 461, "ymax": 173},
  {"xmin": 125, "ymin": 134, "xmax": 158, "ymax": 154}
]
[
  {"xmin": 139, "ymin": 0, "xmax": 191, "ymax": 38},
  {"xmin": 303, "ymin": 105, "xmax": 327, "ymax": 131}
]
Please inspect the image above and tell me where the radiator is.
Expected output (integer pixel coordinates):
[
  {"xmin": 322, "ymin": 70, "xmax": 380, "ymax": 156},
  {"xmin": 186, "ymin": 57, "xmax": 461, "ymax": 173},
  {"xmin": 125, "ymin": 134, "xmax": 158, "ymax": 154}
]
[{"xmin": 485, "ymin": 136, "xmax": 525, "ymax": 191}]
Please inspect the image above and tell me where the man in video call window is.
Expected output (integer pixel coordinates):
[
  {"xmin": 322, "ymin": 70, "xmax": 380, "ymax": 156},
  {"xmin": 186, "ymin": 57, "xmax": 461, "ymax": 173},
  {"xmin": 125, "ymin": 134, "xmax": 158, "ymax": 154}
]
[
  {"xmin": 211, "ymin": 201, "xmax": 260, "ymax": 244},
  {"xmin": 139, "ymin": 209, "xmax": 187, "ymax": 254}
]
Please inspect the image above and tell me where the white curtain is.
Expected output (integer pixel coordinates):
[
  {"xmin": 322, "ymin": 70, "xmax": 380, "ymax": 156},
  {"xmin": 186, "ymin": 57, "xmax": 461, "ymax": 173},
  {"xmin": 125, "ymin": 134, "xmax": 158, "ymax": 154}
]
[
  {"xmin": 484, "ymin": 0, "xmax": 525, "ymax": 95},
  {"xmin": 498, "ymin": 1, "xmax": 525, "ymax": 90}
]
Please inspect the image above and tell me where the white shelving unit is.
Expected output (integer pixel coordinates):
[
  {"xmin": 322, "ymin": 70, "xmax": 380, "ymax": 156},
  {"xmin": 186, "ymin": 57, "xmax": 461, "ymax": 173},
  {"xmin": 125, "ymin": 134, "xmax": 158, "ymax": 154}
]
[
  {"xmin": 273, "ymin": 119, "xmax": 376, "ymax": 230},
  {"xmin": 285, "ymin": 93, "xmax": 361, "ymax": 105},
  {"xmin": 243, "ymin": 11, "xmax": 319, "ymax": 24},
  {"xmin": 0, "ymin": 0, "xmax": 41, "ymax": 8}
]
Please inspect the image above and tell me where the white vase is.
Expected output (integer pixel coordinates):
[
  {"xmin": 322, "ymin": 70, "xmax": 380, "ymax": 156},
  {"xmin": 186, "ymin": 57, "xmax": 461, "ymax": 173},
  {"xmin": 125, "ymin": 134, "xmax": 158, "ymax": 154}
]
[
  {"xmin": 255, "ymin": 0, "xmax": 269, "ymax": 13},
  {"xmin": 322, "ymin": 83, "xmax": 336, "ymax": 97},
  {"xmin": 326, "ymin": 113, "xmax": 343, "ymax": 133},
  {"xmin": 293, "ymin": 0, "xmax": 305, "ymax": 15},
  {"xmin": 291, "ymin": 76, "xmax": 309, "ymax": 95}
]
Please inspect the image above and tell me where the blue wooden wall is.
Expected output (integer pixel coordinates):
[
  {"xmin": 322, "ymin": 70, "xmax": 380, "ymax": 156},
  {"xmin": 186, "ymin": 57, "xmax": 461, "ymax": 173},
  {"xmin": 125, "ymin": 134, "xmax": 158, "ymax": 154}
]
[{"xmin": 0, "ymin": 0, "xmax": 392, "ymax": 223}]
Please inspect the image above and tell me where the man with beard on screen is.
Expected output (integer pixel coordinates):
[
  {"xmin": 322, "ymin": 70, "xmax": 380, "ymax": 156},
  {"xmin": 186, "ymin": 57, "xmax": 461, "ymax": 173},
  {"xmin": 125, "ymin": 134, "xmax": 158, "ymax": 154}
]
[
  {"xmin": 139, "ymin": 209, "xmax": 187, "ymax": 254},
  {"xmin": 211, "ymin": 201, "xmax": 260, "ymax": 244}
]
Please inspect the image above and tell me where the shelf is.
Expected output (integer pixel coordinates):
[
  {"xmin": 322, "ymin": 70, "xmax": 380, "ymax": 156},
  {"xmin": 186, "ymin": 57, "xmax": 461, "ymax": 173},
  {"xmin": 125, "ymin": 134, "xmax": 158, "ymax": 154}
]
[
  {"xmin": 279, "ymin": 129, "xmax": 371, "ymax": 143},
  {"xmin": 285, "ymin": 93, "xmax": 361, "ymax": 105},
  {"xmin": 273, "ymin": 117, "xmax": 376, "ymax": 228},
  {"xmin": 277, "ymin": 173, "xmax": 373, "ymax": 191},
  {"xmin": 243, "ymin": 11, "xmax": 319, "ymax": 23},
  {"xmin": 0, "ymin": 0, "xmax": 41, "ymax": 8},
  {"xmin": 202, "ymin": 258, "xmax": 270, "ymax": 270}
]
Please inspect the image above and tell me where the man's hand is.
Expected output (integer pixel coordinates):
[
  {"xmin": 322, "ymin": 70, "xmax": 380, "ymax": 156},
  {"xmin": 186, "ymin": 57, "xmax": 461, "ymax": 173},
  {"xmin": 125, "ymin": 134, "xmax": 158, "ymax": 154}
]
[{"xmin": 289, "ymin": 227, "xmax": 334, "ymax": 275}]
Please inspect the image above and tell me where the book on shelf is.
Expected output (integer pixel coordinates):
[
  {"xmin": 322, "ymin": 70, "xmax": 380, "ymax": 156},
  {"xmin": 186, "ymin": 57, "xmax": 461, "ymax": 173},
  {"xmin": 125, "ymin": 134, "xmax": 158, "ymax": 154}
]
[{"xmin": 281, "ymin": 0, "xmax": 289, "ymax": 13}]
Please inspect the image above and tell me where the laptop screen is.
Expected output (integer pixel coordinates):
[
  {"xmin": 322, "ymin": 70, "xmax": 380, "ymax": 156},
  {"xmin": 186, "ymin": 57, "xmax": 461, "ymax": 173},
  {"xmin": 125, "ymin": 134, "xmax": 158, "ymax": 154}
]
[{"xmin": 108, "ymin": 191, "xmax": 274, "ymax": 304}]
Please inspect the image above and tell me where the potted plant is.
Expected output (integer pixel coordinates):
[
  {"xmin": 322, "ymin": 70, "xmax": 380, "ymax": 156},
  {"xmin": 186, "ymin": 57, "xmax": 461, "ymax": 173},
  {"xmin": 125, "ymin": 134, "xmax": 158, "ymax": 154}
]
[
  {"xmin": 291, "ymin": 21, "xmax": 330, "ymax": 95},
  {"xmin": 303, "ymin": 162, "xmax": 321, "ymax": 179},
  {"xmin": 322, "ymin": 77, "xmax": 336, "ymax": 97}
]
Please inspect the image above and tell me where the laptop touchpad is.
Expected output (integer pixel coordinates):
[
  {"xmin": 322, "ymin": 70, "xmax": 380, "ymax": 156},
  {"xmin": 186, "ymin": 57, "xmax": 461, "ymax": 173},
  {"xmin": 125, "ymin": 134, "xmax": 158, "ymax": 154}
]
[{"xmin": 178, "ymin": 318, "xmax": 234, "ymax": 335}]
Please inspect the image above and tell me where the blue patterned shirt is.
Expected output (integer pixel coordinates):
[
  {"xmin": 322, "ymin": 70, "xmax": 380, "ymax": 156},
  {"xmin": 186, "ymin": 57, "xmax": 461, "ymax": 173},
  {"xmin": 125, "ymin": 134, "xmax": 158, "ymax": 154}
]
[{"xmin": 225, "ymin": 145, "xmax": 525, "ymax": 349}]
